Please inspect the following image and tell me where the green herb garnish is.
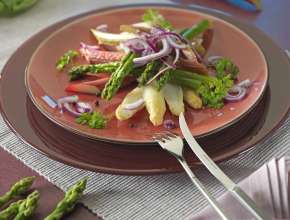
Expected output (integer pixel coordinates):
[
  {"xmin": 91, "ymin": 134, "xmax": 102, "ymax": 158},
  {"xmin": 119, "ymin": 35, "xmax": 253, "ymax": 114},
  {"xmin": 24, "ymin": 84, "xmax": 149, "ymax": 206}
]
[
  {"xmin": 76, "ymin": 111, "xmax": 107, "ymax": 129},
  {"xmin": 56, "ymin": 50, "xmax": 79, "ymax": 71},
  {"xmin": 171, "ymin": 69, "xmax": 233, "ymax": 108},
  {"xmin": 215, "ymin": 58, "xmax": 239, "ymax": 80},
  {"xmin": 142, "ymin": 9, "xmax": 172, "ymax": 30}
]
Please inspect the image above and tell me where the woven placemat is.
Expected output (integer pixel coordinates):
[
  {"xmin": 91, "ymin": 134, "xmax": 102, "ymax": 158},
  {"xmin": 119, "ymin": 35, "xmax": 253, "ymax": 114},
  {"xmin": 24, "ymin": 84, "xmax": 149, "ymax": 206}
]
[
  {"xmin": 1, "ymin": 1, "xmax": 290, "ymax": 219},
  {"xmin": 0, "ymin": 114, "xmax": 289, "ymax": 219}
]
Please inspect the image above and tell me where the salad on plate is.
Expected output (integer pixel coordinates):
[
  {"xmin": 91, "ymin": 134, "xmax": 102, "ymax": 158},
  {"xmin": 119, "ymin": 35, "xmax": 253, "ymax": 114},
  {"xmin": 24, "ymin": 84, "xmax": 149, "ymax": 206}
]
[{"xmin": 44, "ymin": 9, "xmax": 252, "ymax": 129}]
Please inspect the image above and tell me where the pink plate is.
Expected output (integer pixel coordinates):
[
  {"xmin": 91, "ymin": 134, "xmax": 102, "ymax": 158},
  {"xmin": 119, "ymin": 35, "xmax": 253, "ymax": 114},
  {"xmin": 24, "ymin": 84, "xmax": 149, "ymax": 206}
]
[{"xmin": 25, "ymin": 6, "xmax": 268, "ymax": 144}]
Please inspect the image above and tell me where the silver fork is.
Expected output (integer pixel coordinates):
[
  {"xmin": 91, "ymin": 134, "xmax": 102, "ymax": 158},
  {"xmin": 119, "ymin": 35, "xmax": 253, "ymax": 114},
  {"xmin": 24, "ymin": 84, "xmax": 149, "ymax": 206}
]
[{"xmin": 153, "ymin": 132, "xmax": 230, "ymax": 220}]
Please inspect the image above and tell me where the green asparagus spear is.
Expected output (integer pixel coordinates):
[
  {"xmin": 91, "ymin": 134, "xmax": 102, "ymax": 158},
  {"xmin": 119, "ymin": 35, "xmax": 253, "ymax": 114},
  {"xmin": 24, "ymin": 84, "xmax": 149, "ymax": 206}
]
[
  {"xmin": 138, "ymin": 61, "xmax": 161, "ymax": 85},
  {"xmin": 0, "ymin": 200, "xmax": 22, "ymax": 220},
  {"xmin": 181, "ymin": 19, "xmax": 211, "ymax": 40},
  {"xmin": 156, "ymin": 69, "xmax": 172, "ymax": 91},
  {"xmin": 13, "ymin": 190, "xmax": 40, "ymax": 220},
  {"xmin": 170, "ymin": 69, "xmax": 233, "ymax": 108},
  {"xmin": 142, "ymin": 9, "xmax": 172, "ymax": 30},
  {"xmin": 44, "ymin": 178, "xmax": 87, "ymax": 220},
  {"xmin": 0, "ymin": 176, "xmax": 35, "ymax": 208},
  {"xmin": 101, "ymin": 52, "xmax": 136, "ymax": 100},
  {"xmin": 69, "ymin": 62, "xmax": 120, "ymax": 81}
]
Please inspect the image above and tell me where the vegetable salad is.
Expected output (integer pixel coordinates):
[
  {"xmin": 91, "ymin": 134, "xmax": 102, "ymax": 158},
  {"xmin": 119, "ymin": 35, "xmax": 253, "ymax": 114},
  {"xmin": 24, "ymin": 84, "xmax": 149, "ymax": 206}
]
[{"xmin": 51, "ymin": 9, "xmax": 252, "ymax": 129}]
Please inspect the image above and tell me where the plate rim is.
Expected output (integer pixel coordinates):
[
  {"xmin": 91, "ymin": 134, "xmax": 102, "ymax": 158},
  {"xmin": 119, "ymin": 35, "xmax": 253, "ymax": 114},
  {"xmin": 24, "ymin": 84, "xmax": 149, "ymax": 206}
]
[{"xmin": 24, "ymin": 4, "xmax": 268, "ymax": 145}]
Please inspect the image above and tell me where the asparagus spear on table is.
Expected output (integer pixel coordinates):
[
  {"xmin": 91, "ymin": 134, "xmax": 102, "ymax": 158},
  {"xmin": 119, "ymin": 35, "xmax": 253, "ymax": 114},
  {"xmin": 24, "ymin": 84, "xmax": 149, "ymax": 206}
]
[
  {"xmin": 0, "ymin": 190, "xmax": 39, "ymax": 220},
  {"xmin": 0, "ymin": 176, "xmax": 35, "ymax": 208},
  {"xmin": 14, "ymin": 190, "xmax": 40, "ymax": 220},
  {"xmin": 0, "ymin": 200, "xmax": 22, "ymax": 220},
  {"xmin": 44, "ymin": 178, "xmax": 87, "ymax": 220}
]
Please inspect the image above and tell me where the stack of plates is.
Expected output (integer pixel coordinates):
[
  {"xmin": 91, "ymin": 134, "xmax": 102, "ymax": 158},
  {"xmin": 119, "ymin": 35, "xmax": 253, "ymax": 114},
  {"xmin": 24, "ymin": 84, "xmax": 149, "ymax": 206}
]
[{"xmin": 1, "ymin": 4, "xmax": 289, "ymax": 175}]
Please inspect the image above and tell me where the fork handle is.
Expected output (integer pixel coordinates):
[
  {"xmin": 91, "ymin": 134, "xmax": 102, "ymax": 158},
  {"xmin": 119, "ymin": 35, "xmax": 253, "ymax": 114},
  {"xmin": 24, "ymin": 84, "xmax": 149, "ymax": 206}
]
[{"xmin": 177, "ymin": 158, "xmax": 230, "ymax": 220}]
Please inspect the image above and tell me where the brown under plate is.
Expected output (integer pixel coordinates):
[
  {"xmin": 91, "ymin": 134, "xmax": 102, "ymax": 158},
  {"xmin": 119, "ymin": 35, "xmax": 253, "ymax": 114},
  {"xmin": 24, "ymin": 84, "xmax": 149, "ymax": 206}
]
[{"xmin": 0, "ymin": 4, "xmax": 290, "ymax": 175}]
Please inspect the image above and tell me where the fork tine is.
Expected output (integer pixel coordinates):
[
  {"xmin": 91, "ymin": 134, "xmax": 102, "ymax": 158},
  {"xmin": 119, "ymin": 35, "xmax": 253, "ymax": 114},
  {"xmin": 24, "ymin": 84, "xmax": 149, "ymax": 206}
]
[
  {"xmin": 152, "ymin": 134, "xmax": 167, "ymax": 142},
  {"xmin": 154, "ymin": 133, "xmax": 171, "ymax": 141}
]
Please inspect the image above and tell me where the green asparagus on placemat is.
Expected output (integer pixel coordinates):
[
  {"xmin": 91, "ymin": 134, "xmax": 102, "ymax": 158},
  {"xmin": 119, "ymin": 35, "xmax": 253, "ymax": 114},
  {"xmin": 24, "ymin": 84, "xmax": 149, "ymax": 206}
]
[
  {"xmin": 44, "ymin": 178, "xmax": 87, "ymax": 220},
  {"xmin": 0, "ymin": 176, "xmax": 35, "ymax": 208},
  {"xmin": 13, "ymin": 190, "xmax": 40, "ymax": 220},
  {"xmin": 0, "ymin": 200, "xmax": 22, "ymax": 220}
]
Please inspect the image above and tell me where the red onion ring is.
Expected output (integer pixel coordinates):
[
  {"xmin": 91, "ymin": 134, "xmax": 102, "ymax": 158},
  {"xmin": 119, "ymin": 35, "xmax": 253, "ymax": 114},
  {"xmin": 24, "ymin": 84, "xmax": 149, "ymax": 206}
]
[
  {"xmin": 57, "ymin": 95, "xmax": 79, "ymax": 109},
  {"xmin": 123, "ymin": 99, "xmax": 144, "ymax": 110},
  {"xmin": 166, "ymin": 35, "xmax": 187, "ymax": 49},
  {"xmin": 207, "ymin": 55, "xmax": 224, "ymax": 65},
  {"xmin": 237, "ymin": 79, "xmax": 252, "ymax": 88},
  {"xmin": 163, "ymin": 119, "xmax": 176, "ymax": 129},
  {"xmin": 225, "ymin": 86, "xmax": 247, "ymax": 101},
  {"xmin": 173, "ymin": 48, "xmax": 180, "ymax": 65},
  {"xmin": 63, "ymin": 103, "xmax": 82, "ymax": 117},
  {"xmin": 76, "ymin": 102, "xmax": 93, "ymax": 113},
  {"xmin": 133, "ymin": 38, "xmax": 172, "ymax": 65},
  {"xmin": 123, "ymin": 38, "xmax": 150, "ymax": 54}
]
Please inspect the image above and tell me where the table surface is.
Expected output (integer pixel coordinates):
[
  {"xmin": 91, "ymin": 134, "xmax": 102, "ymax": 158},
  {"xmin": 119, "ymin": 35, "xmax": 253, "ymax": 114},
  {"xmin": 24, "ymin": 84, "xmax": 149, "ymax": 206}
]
[{"xmin": 0, "ymin": 0, "xmax": 289, "ymax": 219}]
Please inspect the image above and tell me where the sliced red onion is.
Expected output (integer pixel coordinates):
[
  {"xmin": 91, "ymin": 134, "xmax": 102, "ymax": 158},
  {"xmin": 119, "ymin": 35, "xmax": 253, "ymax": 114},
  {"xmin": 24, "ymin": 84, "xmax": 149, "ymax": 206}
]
[
  {"xmin": 63, "ymin": 103, "xmax": 82, "ymax": 117},
  {"xmin": 160, "ymin": 56, "xmax": 176, "ymax": 69},
  {"xmin": 118, "ymin": 43, "xmax": 131, "ymax": 53},
  {"xmin": 142, "ymin": 47, "xmax": 155, "ymax": 56},
  {"xmin": 57, "ymin": 95, "xmax": 79, "ymax": 109},
  {"xmin": 76, "ymin": 102, "xmax": 93, "ymax": 113},
  {"xmin": 207, "ymin": 55, "xmax": 224, "ymax": 65},
  {"xmin": 146, "ymin": 66, "xmax": 171, "ymax": 85},
  {"xmin": 123, "ymin": 38, "xmax": 149, "ymax": 54},
  {"xmin": 146, "ymin": 38, "xmax": 158, "ymax": 52},
  {"xmin": 163, "ymin": 119, "xmax": 176, "ymax": 129},
  {"xmin": 42, "ymin": 95, "xmax": 57, "ymax": 108},
  {"xmin": 123, "ymin": 99, "xmax": 144, "ymax": 110},
  {"xmin": 96, "ymin": 24, "xmax": 108, "ymax": 32},
  {"xmin": 133, "ymin": 38, "xmax": 171, "ymax": 65},
  {"xmin": 150, "ymin": 28, "xmax": 185, "ymax": 42},
  {"xmin": 80, "ymin": 42, "xmax": 100, "ymax": 50},
  {"xmin": 225, "ymin": 86, "xmax": 247, "ymax": 101},
  {"xmin": 237, "ymin": 79, "xmax": 252, "ymax": 88},
  {"xmin": 173, "ymin": 48, "xmax": 180, "ymax": 65},
  {"xmin": 166, "ymin": 35, "xmax": 187, "ymax": 49}
]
